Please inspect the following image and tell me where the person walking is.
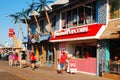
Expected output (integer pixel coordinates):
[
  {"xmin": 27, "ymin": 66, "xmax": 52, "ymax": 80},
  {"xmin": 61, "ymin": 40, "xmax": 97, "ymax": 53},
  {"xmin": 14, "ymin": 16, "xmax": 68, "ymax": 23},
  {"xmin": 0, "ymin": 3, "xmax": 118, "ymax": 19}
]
[
  {"xmin": 30, "ymin": 52, "xmax": 36, "ymax": 70},
  {"xmin": 14, "ymin": 52, "xmax": 19, "ymax": 66},
  {"xmin": 60, "ymin": 52, "xmax": 68, "ymax": 73},
  {"xmin": 21, "ymin": 51, "xmax": 27, "ymax": 68},
  {"xmin": 1, "ymin": 53, "xmax": 5, "ymax": 60},
  {"xmin": 8, "ymin": 52, "xmax": 14, "ymax": 66},
  {"xmin": 57, "ymin": 59, "xmax": 62, "ymax": 74},
  {"xmin": 18, "ymin": 51, "xmax": 23, "ymax": 67}
]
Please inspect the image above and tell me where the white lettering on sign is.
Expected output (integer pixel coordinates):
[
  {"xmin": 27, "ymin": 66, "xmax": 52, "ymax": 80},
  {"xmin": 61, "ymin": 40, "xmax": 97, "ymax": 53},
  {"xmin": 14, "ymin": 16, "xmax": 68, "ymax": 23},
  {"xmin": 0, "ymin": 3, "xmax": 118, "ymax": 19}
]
[
  {"xmin": 70, "ymin": 63, "xmax": 76, "ymax": 68},
  {"xmin": 54, "ymin": 26, "xmax": 88, "ymax": 37}
]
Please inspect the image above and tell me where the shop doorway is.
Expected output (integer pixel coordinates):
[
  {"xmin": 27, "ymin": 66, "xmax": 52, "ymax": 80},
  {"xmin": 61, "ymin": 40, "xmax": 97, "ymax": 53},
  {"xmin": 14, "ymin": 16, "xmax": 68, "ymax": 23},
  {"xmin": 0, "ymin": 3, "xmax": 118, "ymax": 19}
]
[{"xmin": 45, "ymin": 43, "xmax": 54, "ymax": 67}]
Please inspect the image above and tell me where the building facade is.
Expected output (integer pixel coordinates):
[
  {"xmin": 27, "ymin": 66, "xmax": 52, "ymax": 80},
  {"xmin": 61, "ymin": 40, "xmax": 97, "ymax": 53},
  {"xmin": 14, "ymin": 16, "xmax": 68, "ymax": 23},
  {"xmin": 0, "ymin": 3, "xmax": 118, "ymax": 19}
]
[{"xmin": 26, "ymin": 0, "xmax": 120, "ymax": 76}]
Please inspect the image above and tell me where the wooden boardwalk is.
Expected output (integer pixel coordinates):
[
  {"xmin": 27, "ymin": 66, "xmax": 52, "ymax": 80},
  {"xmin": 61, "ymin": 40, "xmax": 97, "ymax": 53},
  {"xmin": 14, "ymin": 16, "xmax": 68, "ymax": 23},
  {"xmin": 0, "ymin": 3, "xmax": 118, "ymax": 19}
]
[{"xmin": 103, "ymin": 73, "xmax": 120, "ymax": 80}]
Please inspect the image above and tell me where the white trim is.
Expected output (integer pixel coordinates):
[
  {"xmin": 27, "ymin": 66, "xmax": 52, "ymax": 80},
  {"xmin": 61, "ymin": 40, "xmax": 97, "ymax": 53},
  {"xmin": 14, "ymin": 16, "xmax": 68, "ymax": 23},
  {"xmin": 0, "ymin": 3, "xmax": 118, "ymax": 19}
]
[
  {"xmin": 96, "ymin": 25, "xmax": 106, "ymax": 38},
  {"xmin": 106, "ymin": 0, "xmax": 109, "ymax": 26},
  {"xmin": 50, "ymin": 36, "xmax": 97, "ymax": 42},
  {"xmin": 77, "ymin": 71, "xmax": 96, "ymax": 75}
]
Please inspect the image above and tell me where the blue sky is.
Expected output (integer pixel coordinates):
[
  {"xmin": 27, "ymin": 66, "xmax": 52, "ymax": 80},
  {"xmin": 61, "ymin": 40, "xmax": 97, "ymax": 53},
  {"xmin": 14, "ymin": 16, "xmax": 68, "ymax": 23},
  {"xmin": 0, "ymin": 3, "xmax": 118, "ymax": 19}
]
[{"xmin": 0, "ymin": 0, "xmax": 55, "ymax": 46}]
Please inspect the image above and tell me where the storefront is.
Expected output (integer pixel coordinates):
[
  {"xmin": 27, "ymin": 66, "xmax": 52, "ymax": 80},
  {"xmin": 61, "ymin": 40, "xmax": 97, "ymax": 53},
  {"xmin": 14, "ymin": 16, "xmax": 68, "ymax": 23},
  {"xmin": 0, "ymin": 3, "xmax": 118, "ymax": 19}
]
[
  {"xmin": 23, "ymin": 34, "xmax": 55, "ymax": 67},
  {"xmin": 50, "ymin": 23, "xmax": 106, "ymax": 75},
  {"xmin": 99, "ymin": 19, "xmax": 120, "ymax": 74}
]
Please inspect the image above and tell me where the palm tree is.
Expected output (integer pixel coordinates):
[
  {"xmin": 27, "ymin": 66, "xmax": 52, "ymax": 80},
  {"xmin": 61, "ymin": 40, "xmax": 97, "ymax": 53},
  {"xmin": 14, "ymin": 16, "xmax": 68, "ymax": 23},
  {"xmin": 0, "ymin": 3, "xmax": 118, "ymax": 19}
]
[
  {"xmin": 16, "ymin": 10, "xmax": 35, "ymax": 53},
  {"xmin": 34, "ymin": 0, "xmax": 57, "ymax": 69},
  {"xmin": 26, "ymin": 1, "xmax": 40, "ymax": 34},
  {"xmin": 34, "ymin": 0, "xmax": 53, "ymax": 36},
  {"xmin": 16, "ymin": 9, "xmax": 31, "ymax": 35},
  {"xmin": 25, "ymin": 1, "xmax": 45, "ymax": 62},
  {"xmin": 8, "ymin": 13, "xmax": 31, "ymax": 63}
]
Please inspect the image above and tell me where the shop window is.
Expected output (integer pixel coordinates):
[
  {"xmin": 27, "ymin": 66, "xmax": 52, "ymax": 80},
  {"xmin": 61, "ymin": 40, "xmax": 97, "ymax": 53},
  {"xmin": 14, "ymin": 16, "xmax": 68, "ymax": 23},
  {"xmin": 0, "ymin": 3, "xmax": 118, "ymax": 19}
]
[
  {"xmin": 74, "ymin": 47, "xmax": 81, "ymax": 58},
  {"xmin": 62, "ymin": 12, "xmax": 67, "ymax": 29},
  {"xmin": 61, "ymin": 1, "xmax": 96, "ymax": 29},
  {"xmin": 74, "ymin": 46, "xmax": 96, "ymax": 58},
  {"xmin": 84, "ymin": 6, "xmax": 92, "ymax": 24},
  {"xmin": 109, "ymin": 0, "xmax": 120, "ymax": 19},
  {"xmin": 67, "ymin": 11, "xmax": 72, "ymax": 28},
  {"xmin": 72, "ymin": 8, "xmax": 77, "ymax": 26},
  {"xmin": 83, "ymin": 2, "xmax": 96, "ymax": 24},
  {"xmin": 51, "ymin": 15, "xmax": 56, "ymax": 31},
  {"xmin": 78, "ymin": 6, "xmax": 84, "ymax": 25}
]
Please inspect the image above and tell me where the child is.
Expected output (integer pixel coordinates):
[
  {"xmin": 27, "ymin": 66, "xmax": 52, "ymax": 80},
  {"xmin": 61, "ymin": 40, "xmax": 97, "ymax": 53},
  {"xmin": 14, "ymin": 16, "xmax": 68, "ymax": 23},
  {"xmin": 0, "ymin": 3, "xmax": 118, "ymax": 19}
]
[{"xmin": 57, "ymin": 59, "xmax": 62, "ymax": 74}]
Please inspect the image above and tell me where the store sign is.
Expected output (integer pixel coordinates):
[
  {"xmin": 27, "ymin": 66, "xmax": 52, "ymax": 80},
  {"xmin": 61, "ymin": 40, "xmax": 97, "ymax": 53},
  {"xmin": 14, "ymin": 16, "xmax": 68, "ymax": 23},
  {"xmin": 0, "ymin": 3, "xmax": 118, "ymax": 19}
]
[
  {"xmin": 50, "ymin": 23, "xmax": 105, "ymax": 42},
  {"xmin": 54, "ymin": 26, "xmax": 88, "ymax": 38},
  {"xmin": 69, "ymin": 60, "xmax": 77, "ymax": 73}
]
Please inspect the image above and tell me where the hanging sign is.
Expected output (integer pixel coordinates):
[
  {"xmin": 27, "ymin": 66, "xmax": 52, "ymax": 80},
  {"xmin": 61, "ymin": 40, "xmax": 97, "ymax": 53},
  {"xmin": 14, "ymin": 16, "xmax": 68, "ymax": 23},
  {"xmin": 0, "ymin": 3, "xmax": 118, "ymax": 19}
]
[{"xmin": 8, "ymin": 28, "xmax": 14, "ymax": 37}]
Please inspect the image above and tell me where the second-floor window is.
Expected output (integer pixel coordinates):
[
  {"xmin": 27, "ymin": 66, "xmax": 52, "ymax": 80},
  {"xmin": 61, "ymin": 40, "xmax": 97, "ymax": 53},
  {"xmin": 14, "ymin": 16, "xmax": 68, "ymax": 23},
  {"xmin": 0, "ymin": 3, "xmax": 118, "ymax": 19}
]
[
  {"xmin": 61, "ymin": 1, "xmax": 96, "ymax": 29},
  {"xmin": 51, "ymin": 15, "xmax": 56, "ymax": 31}
]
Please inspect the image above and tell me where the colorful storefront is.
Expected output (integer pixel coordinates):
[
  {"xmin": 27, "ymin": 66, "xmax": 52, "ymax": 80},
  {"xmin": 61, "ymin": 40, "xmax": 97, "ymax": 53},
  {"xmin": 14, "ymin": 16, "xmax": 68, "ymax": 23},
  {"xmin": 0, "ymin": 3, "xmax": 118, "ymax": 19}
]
[
  {"xmin": 99, "ymin": 19, "xmax": 120, "ymax": 75},
  {"xmin": 50, "ymin": 23, "xmax": 106, "ymax": 75}
]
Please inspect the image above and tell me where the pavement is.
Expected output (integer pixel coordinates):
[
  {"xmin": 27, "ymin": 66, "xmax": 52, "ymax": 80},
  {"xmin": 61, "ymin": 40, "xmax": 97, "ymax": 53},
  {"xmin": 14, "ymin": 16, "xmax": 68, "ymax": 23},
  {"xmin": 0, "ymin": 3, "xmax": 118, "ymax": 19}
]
[{"xmin": 0, "ymin": 61, "xmax": 113, "ymax": 80}]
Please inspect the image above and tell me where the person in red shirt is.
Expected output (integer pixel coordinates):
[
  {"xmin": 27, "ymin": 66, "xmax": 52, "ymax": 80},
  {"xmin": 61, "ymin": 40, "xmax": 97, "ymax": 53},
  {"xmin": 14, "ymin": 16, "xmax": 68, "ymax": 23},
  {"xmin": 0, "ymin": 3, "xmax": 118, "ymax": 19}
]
[
  {"xmin": 30, "ymin": 52, "xmax": 36, "ymax": 70},
  {"xmin": 60, "ymin": 52, "xmax": 67, "ymax": 72},
  {"xmin": 14, "ymin": 52, "xmax": 18, "ymax": 66},
  {"xmin": 57, "ymin": 59, "xmax": 62, "ymax": 74}
]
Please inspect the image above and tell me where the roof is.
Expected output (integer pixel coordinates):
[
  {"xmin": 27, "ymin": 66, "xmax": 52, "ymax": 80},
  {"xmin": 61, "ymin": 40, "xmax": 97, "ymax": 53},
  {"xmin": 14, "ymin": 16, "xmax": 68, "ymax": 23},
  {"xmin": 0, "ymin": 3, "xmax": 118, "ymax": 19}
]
[
  {"xmin": 49, "ymin": 0, "xmax": 69, "ymax": 9},
  {"xmin": 29, "ymin": 0, "xmax": 68, "ymax": 16},
  {"xmin": 51, "ymin": 0, "xmax": 69, "ymax": 5},
  {"xmin": 99, "ymin": 19, "xmax": 120, "ymax": 39}
]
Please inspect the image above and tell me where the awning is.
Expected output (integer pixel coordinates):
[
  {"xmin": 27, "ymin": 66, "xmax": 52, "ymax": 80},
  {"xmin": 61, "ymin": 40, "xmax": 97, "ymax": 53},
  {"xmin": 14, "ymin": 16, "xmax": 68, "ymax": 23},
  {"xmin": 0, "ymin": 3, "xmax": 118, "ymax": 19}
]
[
  {"xmin": 50, "ymin": 23, "xmax": 106, "ymax": 42},
  {"xmin": 39, "ymin": 34, "xmax": 50, "ymax": 42},
  {"xmin": 22, "ymin": 34, "xmax": 50, "ymax": 44},
  {"xmin": 99, "ymin": 19, "xmax": 120, "ymax": 39}
]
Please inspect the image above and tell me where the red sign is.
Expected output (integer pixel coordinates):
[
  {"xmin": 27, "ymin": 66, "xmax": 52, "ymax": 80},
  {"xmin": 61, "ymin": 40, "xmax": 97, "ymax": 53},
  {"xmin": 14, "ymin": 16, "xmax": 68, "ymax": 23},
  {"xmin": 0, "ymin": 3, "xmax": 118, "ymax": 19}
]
[
  {"xmin": 69, "ymin": 60, "xmax": 77, "ymax": 73},
  {"xmin": 50, "ymin": 23, "xmax": 105, "ymax": 42},
  {"xmin": 8, "ymin": 28, "xmax": 14, "ymax": 37},
  {"xmin": 70, "ymin": 61, "xmax": 76, "ymax": 68}
]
